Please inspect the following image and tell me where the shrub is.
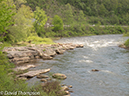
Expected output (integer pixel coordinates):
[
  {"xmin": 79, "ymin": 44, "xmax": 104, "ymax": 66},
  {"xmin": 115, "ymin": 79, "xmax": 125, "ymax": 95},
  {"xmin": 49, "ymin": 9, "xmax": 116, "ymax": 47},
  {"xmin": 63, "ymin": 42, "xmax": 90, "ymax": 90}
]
[
  {"xmin": 26, "ymin": 36, "xmax": 54, "ymax": 44},
  {"xmin": 124, "ymin": 39, "xmax": 129, "ymax": 48},
  {"xmin": 52, "ymin": 15, "xmax": 63, "ymax": 32},
  {"xmin": 42, "ymin": 81, "xmax": 65, "ymax": 96}
]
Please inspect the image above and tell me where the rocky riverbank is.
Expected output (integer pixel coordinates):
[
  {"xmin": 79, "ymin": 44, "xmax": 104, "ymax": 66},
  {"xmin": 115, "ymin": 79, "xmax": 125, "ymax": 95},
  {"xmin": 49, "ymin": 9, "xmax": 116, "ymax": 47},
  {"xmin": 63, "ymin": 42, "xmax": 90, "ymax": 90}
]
[
  {"xmin": 2, "ymin": 43, "xmax": 83, "ymax": 96},
  {"xmin": 3, "ymin": 43, "xmax": 83, "ymax": 65}
]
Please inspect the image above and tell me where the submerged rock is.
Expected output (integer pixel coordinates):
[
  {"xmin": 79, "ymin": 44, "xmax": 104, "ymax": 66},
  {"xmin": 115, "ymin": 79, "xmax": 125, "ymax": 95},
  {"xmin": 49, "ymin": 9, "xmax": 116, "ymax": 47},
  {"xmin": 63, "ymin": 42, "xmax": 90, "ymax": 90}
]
[
  {"xmin": 37, "ymin": 74, "xmax": 49, "ymax": 79},
  {"xmin": 69, "ymin": 90, "xmax": 74, "ymax": 93},
  {"xmin": 52, "ymin": 73, "xmax": 67, "ymax": 80},
  {"xmin": 68, "ymin": 85, "xmax": 73, "ymax": 88},
  {"xmin": 91, "ymin": 69, "xmax": 99, "ymax": 72}
]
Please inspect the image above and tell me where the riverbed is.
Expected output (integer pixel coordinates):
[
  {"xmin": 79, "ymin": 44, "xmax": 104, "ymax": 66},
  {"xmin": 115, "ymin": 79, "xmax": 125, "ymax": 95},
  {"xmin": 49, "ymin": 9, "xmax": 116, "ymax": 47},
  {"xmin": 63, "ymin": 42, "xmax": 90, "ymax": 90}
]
[{"xmin": 28, "ymin": 34, "xmax": 129, "ymax": 96}]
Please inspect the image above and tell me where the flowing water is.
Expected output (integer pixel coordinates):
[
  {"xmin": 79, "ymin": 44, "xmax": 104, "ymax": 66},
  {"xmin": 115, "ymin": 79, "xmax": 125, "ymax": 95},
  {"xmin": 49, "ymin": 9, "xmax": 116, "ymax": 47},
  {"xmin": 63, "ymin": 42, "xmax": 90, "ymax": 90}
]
[{"xmin": 28, "ymin": 34, "xmax": 129, "ymax": 96}]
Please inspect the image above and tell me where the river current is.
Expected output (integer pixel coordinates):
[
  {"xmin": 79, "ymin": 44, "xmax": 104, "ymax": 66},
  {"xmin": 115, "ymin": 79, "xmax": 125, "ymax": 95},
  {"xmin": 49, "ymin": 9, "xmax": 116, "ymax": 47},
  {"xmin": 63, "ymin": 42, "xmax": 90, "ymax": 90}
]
[{"xmin": 28, "ymin": 34, "xmax": 129, "ymax": 96}]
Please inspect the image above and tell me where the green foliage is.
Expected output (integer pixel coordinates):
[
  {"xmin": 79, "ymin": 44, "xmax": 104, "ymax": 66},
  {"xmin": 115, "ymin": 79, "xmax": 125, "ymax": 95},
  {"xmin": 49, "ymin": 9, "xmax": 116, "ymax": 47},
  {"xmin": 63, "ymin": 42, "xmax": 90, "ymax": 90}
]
[
  {"xmin": 124, "ymin": 39, "xmax": 129, "ymax": 48},
  {"xmin": 26, "ymin": 35, "xmax": 54, "ymax": 44},
  {"xmin": 42, "ymin": 81, "xmax": 65, "ymax": 96},
  {"xmin": 13, "ymin": 0, "xmax": 27, "ymax": 9},
  {"xmin": 8, "ymin": 4, "xmax": 34, "ymax": 43},
  {"xmin": 25, "ymin": 0, "xmax": 129, "ymax": 25},
  {"xmin": 0, "ymin": 46, "xmax": 29, "ymax": 92},
  {"xmin": 63, "ymin": 3, "xmax": 74, "ymax": 24},
  {"xmin": 52, "ymin": 15, "xmax": 63, "ymax": 32},
  {"xmin": 0, "ymin": 0, "xmax": 15, "ymax": 42},
  {"xmin": 34, "ymin": 6, "xmax": 48, "ymax": 37}
]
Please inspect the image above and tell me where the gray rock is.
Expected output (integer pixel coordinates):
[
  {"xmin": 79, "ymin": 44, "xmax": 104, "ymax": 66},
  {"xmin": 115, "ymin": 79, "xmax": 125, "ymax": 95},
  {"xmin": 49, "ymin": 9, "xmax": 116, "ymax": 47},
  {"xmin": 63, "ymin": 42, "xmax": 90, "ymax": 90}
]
[
  {"xmin": 13, "ymin": 64, "xmax": 36, "ymax": 71},
  {"xmin": 18, "ymin": 68, "xmax": 51, "ymax": 78}
]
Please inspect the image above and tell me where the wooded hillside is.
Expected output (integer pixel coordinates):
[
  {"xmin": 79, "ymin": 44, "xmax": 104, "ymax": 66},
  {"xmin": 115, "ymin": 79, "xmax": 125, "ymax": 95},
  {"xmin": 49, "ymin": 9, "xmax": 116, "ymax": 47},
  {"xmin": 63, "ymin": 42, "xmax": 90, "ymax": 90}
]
[{"xmin": 26, "ymin": 0, "xmax": 129, "ymax": 25}]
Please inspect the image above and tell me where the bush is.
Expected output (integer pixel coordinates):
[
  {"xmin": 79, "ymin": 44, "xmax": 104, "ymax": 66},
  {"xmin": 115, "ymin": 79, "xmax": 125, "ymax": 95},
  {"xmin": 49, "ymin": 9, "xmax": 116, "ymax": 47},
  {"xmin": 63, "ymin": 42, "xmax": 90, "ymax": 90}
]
[
  {"xmin": 52, "ymin": 15, "xmax": 63, "ymax": 32},
  {"xmin": 116, "ymin": 26, "xmax": 125, "ymax": 34},
  {"xmin": 42, "ymin": 81, "xmax": 65, "ymax": 96},
  {"xmin": 26, "ymin": 36, "xmax": 54, "ymax": 44},
  {"xmin": 124, "ymin": 39, "xmax": 129, "ymax": 48}
]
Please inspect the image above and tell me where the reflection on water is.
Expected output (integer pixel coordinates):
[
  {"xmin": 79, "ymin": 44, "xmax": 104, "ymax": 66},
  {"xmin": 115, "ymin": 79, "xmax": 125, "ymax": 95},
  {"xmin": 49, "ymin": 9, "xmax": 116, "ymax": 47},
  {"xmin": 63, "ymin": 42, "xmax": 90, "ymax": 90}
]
[{"xmin": 28, "ymin": 34, "xmax": 129, "ymax": 96}]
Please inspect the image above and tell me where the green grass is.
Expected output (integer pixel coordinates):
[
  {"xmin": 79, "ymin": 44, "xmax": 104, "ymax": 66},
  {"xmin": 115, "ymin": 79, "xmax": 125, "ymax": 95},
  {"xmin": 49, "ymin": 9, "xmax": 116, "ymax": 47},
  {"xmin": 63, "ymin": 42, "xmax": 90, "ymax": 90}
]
[{"xmin": 26, "ymin": 36, "xmax": 55, "ymax": 44}]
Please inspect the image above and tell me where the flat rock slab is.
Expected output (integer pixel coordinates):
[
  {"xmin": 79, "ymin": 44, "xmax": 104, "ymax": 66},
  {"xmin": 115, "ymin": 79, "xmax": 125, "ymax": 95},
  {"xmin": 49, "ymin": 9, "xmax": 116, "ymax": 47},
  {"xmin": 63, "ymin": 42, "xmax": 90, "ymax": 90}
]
[
  {"xmin": 13, "ymin": 64, "xmax": 36, "ymax": 71},
  {"xmin": 18, "ymin": 68, "xmax": 50, "ymax": 78}
]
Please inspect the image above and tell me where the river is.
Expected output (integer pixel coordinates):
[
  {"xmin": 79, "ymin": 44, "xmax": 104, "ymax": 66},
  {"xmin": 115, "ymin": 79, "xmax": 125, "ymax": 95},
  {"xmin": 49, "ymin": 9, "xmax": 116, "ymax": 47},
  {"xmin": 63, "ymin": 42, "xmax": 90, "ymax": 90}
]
[{"xmin": 28, "ymin": 34, "xmax": 129, "ymax": 96}]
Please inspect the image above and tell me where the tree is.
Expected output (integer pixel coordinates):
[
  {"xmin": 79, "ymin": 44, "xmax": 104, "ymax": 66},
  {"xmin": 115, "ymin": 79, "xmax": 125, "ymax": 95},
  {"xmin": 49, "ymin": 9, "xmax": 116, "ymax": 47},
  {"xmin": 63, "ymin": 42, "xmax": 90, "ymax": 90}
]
[
  {"xmin": 63, "ymin": 3, "xmax": 73, "ymax": 24},
  {"xmin": 78, "ymin": 10, "xmax": 86, "ymax": 22},
  {"xmin": 34, "ymin": 7, "xmax": 48, "ymax": 37},
  {"xmin": 98, "ymin": 4, "xmax": 108, "ymax": 17},
  {"xmin": 0, "ymin": 0, "xmax": 15, "ymax": 42},
  {"xmin": 52, "ymin": 15, "xmax": 63, "ymax": 32},
  {"xmin": 13, "ymin": 0, "xmax": 27, "ymax": 10},
  {"xmin": 8, "ymin": 4, "xmax": 34, "ymax": 42}
]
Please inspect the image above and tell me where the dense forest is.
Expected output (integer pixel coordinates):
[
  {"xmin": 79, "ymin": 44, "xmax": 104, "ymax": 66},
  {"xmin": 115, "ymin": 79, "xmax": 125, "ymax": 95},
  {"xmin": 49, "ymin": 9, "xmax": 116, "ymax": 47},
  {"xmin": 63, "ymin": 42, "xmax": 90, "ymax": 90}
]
[{"xmin": 26, "ymin": 0, "xmax": 129, "ymax": 25}]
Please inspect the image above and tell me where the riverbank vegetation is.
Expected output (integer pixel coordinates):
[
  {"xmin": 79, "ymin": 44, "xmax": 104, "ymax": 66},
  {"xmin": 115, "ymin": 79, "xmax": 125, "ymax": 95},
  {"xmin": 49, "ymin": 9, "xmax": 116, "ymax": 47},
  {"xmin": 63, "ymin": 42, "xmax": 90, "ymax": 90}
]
[
  {"xmin": 1, "ymin": 0, "xmax": 129, "ymax": 44},
  {"xmin": 0, "ymin": 0, "xmax": 129, "ymax": 95}
]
